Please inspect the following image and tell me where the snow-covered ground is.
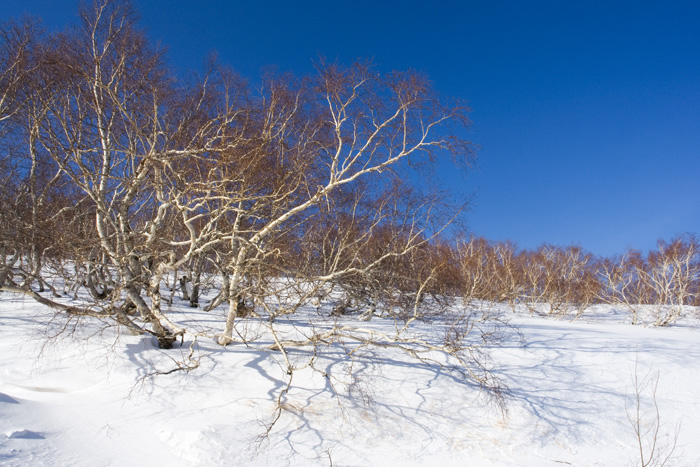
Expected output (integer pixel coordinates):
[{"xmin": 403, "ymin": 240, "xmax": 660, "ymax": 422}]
[{"xmin": 1, "ymin": 294, "xmax": 698, "ymax": 466}]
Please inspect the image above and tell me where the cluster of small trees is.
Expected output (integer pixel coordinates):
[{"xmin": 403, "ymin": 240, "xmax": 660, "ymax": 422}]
[
  {"xmin": 450, "ymin": 239, "xmax": 598, "ymax": 314},
  {"xmin": 441, "ymin": 234, "xmax": 699, "ymax": 324},
  {"xmin": 599, "ymin": 236, "xmax": 700, "ymax": 325}
]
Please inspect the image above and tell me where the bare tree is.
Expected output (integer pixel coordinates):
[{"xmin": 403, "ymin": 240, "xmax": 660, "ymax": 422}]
[
  {"xmin": 215, "ymin": 62, "xmax": 473, "ymax": 344},
  {"xmin": 600, "ymin": 235, "xmax": 699, "ymax": 326},
  {"xmin": 518, "ymin": 244, "xmax": 599, "ymax": 317},
  {"xmin": 626, "ymin": 361, "xmax": 682, "ymax": 467},
  {"xmin": 0, "ymin": 18, "xmax": 37, "ymax": 127},
  {"xmin": 0, "ymin": 18, "xmax": 37, "ymax": 287}
]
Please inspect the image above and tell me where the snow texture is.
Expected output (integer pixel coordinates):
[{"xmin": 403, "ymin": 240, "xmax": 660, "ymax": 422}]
[{"xmin": 0, "ymin": 295, "xmax": 698, "ymax": 466}]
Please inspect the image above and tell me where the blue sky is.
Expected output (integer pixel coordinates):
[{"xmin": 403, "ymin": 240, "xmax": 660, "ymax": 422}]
[{"xmin": 3, "ymin": 0, "xmax": 699, "ymax": 257}]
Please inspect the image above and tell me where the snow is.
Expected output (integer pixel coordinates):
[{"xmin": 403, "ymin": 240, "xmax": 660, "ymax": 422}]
[{"xmin": 1, "ymin": 295, "xmax": 698, "ymax": 466}]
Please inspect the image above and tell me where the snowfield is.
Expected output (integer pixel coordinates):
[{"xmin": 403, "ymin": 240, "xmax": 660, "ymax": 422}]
[{"xmin": 1, "ymin": 294, "xmax": 699, "ymax": 466}]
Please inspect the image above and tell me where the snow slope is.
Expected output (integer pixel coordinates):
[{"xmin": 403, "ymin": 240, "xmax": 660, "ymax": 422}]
[{"xmin": 1, "ymin": 295, "xmax": 698, "ymax": 466}]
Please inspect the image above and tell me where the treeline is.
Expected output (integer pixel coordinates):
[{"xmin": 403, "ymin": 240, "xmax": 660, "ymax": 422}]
[
  {"xmin": 305, "ymin": 233, "xmax": 700, "ymax": 326},
  {"xmin": 0, "ymin": 0, "xmax": 697, "ymax": 357},
  {"xmin": 446, "ymin": 235, "xmax": 699, "ymax": 325}
]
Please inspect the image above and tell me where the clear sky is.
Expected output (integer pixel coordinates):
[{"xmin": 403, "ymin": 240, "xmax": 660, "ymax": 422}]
[{"xmin": 3, "ymin": 0, "xmax": 699, "ymax": 257}]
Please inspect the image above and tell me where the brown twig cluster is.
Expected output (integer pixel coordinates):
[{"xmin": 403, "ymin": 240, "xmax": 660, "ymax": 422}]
[{"xmin": 446, "ymin": 235, "xmax": 699, "ymax": 323}]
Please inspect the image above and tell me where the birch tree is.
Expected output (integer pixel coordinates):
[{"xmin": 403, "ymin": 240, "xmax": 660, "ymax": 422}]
[
  {"xmin": 1, "ymin": 3, "xmax": 486, "ymax": 372},
  {"xmin": 215, "ymin": 63, "xmax": 473, "ymax": 344}
]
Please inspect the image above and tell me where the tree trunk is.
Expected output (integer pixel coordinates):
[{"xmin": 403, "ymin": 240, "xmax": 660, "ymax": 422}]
[{"xmin": 218, "ymin": 247, "xmax": 248, "ymax": 345}]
